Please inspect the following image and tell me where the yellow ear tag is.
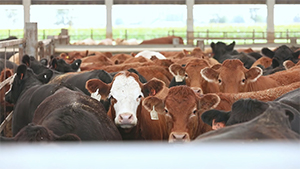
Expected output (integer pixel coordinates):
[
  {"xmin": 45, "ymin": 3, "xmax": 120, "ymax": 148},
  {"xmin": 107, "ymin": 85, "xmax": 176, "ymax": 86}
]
[
  {"xmin": 66, "ymin": 56, "xmax": 69, "ymax": 59},
  {"xmin": 150, "ymin": 106, "xmax": 159, "ymax": 120}
]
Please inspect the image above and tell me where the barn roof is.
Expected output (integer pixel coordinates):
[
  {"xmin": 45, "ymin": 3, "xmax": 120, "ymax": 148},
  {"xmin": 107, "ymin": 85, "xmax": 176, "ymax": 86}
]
[{"xmin": 1, "ymin": 0, "xmax": 299, "ymax": 5}]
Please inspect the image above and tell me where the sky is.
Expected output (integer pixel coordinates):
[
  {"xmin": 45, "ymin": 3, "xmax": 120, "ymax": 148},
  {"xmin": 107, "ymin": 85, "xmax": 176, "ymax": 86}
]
[{"xmin": 0, "ymin": 4, "xmax": 299, "ymax": 29}]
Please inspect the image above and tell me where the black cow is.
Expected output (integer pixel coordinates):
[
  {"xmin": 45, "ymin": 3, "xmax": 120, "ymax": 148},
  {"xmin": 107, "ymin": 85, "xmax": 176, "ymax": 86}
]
[
  {"xmin": 0, "ymin": 123, "xmax": 81, "ymax": 142},
  {"xmin": 22, "ymin": 55, "xmax": 81, "ymax": 78},
  {"xmin": 261, "ymin": 45, "xmax": 300, "ymax": 72},
  {"xmin": 231, "ymin": 52, "xmax": 256, "ymax": 69},
  {"xmin": 5, "ymin": 64, "xmax": 81, "ymax": 136},
  {"xmin": 49, "ymin": 57, "xmax": 81, "ymax": 73},
  {"xmin": 48, "ymin": 69, "xmax": 113, "ymax": 112},
  {"xmin": 196, "ymin": 103, "xmax": 300, "ymax": 142},
  {"xmin": 201, "ymin": 97, "xmax": 300, "ymax": 134},
  {"xmin": 31, "ymin": 87, "xmax": 122, "ymax": 141},
  {"xmin": 210, "ymin": 41, "xmax": 257, "ymax": 68},
  {"xmin": 210, "ymin": 41, "xmax": 238, "ymax": 63}
]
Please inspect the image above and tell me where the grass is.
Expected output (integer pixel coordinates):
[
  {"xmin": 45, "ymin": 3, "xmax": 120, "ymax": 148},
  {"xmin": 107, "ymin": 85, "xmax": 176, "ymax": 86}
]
[{"xmin": 1, "ymin": 24, "xmax": 299, "ymax": 44}]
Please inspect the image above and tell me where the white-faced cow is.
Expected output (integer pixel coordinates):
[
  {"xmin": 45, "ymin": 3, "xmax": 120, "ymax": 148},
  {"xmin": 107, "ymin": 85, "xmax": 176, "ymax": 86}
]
[{"xmin": 86, "ymin": 71, "xmax": 169, "ymax": 140}]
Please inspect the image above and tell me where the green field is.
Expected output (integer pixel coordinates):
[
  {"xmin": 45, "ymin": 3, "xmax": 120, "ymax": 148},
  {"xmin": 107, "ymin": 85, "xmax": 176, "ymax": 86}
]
[{"xmin": 1, "ymin": 24, "xmax": 299, "ymax": 44}]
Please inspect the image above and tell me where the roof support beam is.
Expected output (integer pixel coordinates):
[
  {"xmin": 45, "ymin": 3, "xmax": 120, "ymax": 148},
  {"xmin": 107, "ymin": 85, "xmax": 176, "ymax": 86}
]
[
  {"xmin": 186, "ymin": 0, "xmax": 194, "ymax": 45},
  {"xmin": 106, "ymin": 0, "xmax": 113, "ymax": 39},
  {"xmin": 266, "ymin": 0, "xmax": 275, "ymax": 43}
]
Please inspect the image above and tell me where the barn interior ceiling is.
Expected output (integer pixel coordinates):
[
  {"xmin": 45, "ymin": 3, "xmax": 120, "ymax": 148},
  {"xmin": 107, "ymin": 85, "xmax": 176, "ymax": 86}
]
[{"xmin": 1, "ymin": 0, "xmax": 299, "ymax": 5}]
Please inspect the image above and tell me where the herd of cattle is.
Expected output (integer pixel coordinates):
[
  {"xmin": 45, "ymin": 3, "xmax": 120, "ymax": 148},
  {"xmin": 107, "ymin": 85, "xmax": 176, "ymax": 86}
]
[{"xmin": 0, "ymin": 37, "xmax": 300, "ymax": 143}]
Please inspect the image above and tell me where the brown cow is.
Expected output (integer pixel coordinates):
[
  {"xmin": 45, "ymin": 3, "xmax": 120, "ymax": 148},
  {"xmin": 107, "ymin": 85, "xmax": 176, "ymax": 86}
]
[
  {"xmin": 251, "ymin": 56, "xmax": 272, "ymax": 68},
  {"xmin": 212, "ymin": 81, "xmax": 300, "ymax": 111},
  {"xmin": 142, "ymin": 85, "xmax": 220, "ymax": 142},
  {"xmin": 110, "ymin": 53, "xmax": 133, "ymax": 64},
  {"xmin": 140, "ymin": 36, "xmax": 184, "ymax": 45},
  {"xmin": 201, "ymin": 59, "xmax": 300, "ymax": 93},
  {"xmin": 169, "ymin": 58, "xmax": 219, "ymax": 94},
  {"xmin": 0, "ymin": 68, "xmax": 14, "ymax": 137},
  {"xmin": 85, "ymin": 71, "xmax": 169, "ymax": 140}
]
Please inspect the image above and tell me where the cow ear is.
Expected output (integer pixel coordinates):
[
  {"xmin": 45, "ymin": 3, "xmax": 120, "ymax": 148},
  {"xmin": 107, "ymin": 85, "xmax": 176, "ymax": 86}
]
[
  {"xmin": 36, "ymin": 69, "xmax": 53, "ymax": 84},
  {"xmin": 51, "ymin": 58, "xmax": 58, "ymax": 69},
  {"xmin": 22, "ymin": 54, "xmax": 30, "ymax": 67},
  {"xmin": 226, "ymin": 41, "xmax": 235, "ymax": 51},
  {"xmin": 86, "ymin": 79, "xmax": 111, "ymax": 100},
  {"xmin": 283, "ymin": 60, "xmax": 295, "ymax": 70},
  {"xmin": 198, "ymin": 93, "xmax": 221, "ymax": 111},
  {"xmin": 55, "ymin": 133, "xmax": 81, "ymax": 142},
  {"xmin": 16, "ymin": 64, "xmax": 27, "ymax": 80},
  {"xmin": 211, "ymin": 63, "xmax": 221, "ymax": 70},
  {"xmin": 142, "ymin": 96, "xmax": 165, "ymax": 115},
  {"xmin": 142, "ymin": 78, "xmax": 165, "ymax": 97},
  {"xmin": 169, "ymin": 63, "xmax": 185, "ymax": 82},
  {"xmin": 245, "ymin": 66, "xmax": 262, "ymax": 82},
  {"xmin": 210, "ymin": 42, "xmax": 215, "ymax": 50},
  {"xmin": 201, "ymin": 109, "xmax": 230, "ymax": 127},
  {"xmin": 261, "ymin": 47, "xmax": 274, "ymax": 58},
  {"xmin": 182, "ymin": 49, "xmax": 191, "ymax": 56},
  {"xmin": 200, "ymin": 67, "xmax": 219, "ymax": 83}
]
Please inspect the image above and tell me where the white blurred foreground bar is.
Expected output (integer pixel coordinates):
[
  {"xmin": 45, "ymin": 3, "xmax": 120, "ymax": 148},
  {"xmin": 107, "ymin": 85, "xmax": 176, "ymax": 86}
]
[{"xmin": 0, "ymin": 141, "xmax": 299, "ymax": 169}]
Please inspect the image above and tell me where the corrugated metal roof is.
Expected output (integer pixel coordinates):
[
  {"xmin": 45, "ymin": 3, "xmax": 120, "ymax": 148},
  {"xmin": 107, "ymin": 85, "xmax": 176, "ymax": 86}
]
[{"xmin": 1, "ymin": 0, "xmax": 299, "ymax": 5}]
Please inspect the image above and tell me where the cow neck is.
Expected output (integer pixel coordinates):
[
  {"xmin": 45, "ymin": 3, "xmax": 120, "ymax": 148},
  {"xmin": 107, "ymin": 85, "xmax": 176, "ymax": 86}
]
[{"xmin": 19, "ymin": 71, "xmax": 43, "ymax": 97}]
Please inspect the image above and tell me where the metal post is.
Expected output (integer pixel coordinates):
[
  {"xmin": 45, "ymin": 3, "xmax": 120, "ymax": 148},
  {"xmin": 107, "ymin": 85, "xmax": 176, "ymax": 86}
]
[
  {"xmin": 23, "ymin": 0, "xmax": 31, "ymax": 36},
  {"xmin": 186, "ymin": 0, "xmax": 194, "ymax": 45},
  {"xmin": 105, "ymin": 0, "xmax": 113, "ymax": 39},
  {"xmin": 24, "ymin": 22, "xmax": 38, "ymax": 59},
  {"xmin": 266, "ymin": 0, "xmax": 275, "ymax": 43}
]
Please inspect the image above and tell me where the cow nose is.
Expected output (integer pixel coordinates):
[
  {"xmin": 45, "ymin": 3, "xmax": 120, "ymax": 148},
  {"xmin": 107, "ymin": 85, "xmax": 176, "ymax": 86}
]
[
  {"xmin": 169, "ymin": 132, "xmax": 190, "ymax": 143},
  {"xmin": 117, "ymin": 113, "xmax": 134, "ymax": 124},
  {"xmin": 190, "ymin": 87, "xmax": 203, "ymax": 95}
]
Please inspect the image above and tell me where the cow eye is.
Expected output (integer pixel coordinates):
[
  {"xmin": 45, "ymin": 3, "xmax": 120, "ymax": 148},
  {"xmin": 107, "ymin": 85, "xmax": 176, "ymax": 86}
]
[
  {"xmin": 218, "ymin": 79, "xmax": 222, "ymax": 83},
  {"xmin": 185, "ymin": 73, "xmax": 188, "ymax": 77},
  {"xmin": 193, "ymin": 110, "xmax": 197, "ymax": 114},
  {"xmin": 138, "ymin": 95, "xmax": 142, "ymax": 98},
  {"xmin": 164, "ymin": 108, "xmax": 168, "ymax": 113},
  {"xmin": 242, "ymin": 79, "xmax": 246, "ymax": 83}
]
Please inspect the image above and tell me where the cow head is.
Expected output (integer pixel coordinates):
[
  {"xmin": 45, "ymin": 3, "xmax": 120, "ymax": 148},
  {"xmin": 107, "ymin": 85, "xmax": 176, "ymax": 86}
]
[
  {"xmin": 201, "ymin": 59, "xmax": 262, "ymax": 93},
  {"xmin": 50, "ymin": 58, "xmax": 81, "ymax": 73},
  {"xmin": 86, "ymin": 71, "xmax": 165, "ymax": 129},
  {"xmin": 169, "ymin": 58, "xmax": 216, "ymax": 94},
  {"xmin": 201, "ymin": 98, "xmax": 271, "ymax": 130},
  {"xmin": 182, "ymin": 47, "xmax": 206, "ymax": 58},
  {"xmin": 142, "ymin": 86, "xmax": 220, "ymax": 143},
  {"xmin": 262, "ymin": 45, "xmax": 300, "ymax": 68},
  {"xmin": 5, "ymin": 64, "xmax": 53, "ymax": 104},
  {"xmin": 210, "ymin": 41, "xmax": 235, "ymax": 59}
]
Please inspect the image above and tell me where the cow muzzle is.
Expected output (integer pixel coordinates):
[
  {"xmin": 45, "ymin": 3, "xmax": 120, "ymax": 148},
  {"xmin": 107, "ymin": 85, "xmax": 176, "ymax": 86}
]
[
  {"xmin": 115, "ymin": 113, "xmax": 137, "ymax": 129},
  {"xmin": 168, "ymin": 132, "xmax": 190, "ymax": 143}
]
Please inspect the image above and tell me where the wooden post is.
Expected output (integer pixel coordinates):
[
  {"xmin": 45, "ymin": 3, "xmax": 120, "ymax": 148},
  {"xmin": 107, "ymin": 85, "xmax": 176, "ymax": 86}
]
[{"xmin": 24, "ymin": 22, "xmax": 38, "ymax": 59}]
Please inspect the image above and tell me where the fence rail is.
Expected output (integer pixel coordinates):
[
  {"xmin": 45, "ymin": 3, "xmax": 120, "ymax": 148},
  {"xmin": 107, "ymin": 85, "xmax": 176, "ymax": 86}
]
[{"xmin": 1, "ymin": 28, "xmax": 299, "ymax": 45}]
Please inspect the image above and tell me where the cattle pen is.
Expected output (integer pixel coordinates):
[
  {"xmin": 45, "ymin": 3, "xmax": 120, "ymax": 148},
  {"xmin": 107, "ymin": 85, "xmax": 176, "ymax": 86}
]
[{"xmin": 1, "ymin": 0, "xmax": 300, "ymax": 168}]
